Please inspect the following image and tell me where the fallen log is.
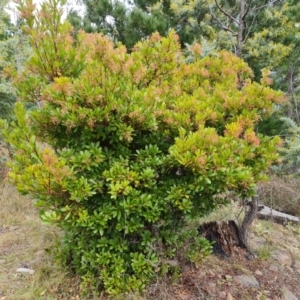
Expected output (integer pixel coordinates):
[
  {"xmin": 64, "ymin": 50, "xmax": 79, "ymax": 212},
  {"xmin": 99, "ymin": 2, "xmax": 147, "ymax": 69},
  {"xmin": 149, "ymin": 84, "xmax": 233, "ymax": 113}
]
[{"xmin": 257, "ymin": 205, "xmax": 299, "ymax": 225}]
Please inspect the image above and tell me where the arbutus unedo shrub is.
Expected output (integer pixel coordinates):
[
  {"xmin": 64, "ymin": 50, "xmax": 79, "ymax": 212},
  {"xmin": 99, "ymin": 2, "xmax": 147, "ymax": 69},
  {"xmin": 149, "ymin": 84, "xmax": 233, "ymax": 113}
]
[{"xmin": 0, "ymin": 0, "xmax": 284, "ymax": 295}]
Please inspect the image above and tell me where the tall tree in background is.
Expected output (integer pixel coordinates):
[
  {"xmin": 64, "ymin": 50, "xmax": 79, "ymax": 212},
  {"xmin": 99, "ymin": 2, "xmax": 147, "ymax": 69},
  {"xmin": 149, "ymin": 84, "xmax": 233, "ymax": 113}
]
[
  {"xmin": 70, "ymin": 0, "xmax": 298, "ymax": 74},
  {"xmin": 168, "ymin": 0, "xmax": 297, "ymax": 79},
  {"xmin": 0, "ymin": 0, "xmax": 31, "ymax": 120},
  {"xmin": 68, "ymin": 0, "xmax": 170, "ymax": 50},
  {"xmin": 271, "ymin": 0, "xmax": 300, "ymax": 125},
  {"xmin": 0, "ymin": 0, "xmax": 16, "ymax": 119}
]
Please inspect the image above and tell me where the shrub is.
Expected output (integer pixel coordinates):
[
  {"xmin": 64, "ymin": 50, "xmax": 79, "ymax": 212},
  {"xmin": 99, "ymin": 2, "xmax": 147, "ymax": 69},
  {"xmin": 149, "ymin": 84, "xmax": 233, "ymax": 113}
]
[{"xmin": 0, "ymin": 0, "xmax": 283, "ymax": 295}]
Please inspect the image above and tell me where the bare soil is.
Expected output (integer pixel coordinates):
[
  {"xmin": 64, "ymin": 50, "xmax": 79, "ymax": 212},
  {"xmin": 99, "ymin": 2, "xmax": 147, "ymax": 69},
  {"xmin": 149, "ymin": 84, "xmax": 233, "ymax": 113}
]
[{"xmin": 146, "ymin": 247, "xmax": 300, "ymax": 300}]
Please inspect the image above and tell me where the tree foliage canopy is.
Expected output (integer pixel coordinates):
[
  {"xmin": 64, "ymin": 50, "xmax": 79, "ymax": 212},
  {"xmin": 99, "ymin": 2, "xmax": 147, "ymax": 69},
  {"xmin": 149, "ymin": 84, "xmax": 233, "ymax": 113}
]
[
  {"xmin": 69, "ymin": 0, "xmax": 299, "ymax": 71},
  {"xmin": 0, "ymin": 0, "xmax": 31, "ymax": 120},
  {"xmin": 0, "ymin": 0, "xmax": 284, "ymax": 295},
  {"xmin": 68, "ymin": 0, "xmax": 170, "ymax": 50},
  {"xmin": 0, "ymin": 0, "xmax": 16, "ymax": 119}
]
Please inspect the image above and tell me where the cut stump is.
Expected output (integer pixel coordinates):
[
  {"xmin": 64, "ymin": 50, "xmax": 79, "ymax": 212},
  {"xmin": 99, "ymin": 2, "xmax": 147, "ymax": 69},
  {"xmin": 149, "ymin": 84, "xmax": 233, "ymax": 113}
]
[
  {"xmin": 199, "ymin": 196, "xmax": 259, "ymax": 259},
  {"xmin": 199, "ymin": 220, "xmax": 246, "ymax": 258}
]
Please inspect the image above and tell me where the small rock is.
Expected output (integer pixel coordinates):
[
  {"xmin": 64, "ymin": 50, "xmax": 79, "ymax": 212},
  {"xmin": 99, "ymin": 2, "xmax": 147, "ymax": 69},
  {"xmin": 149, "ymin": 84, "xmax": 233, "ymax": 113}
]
[
  {"xmin": 225, "ymin": 274, "xmax": 232, "ymax": 280},
  {"xmin": 206, "ymin": 282, "xmax": 216, "ymax": 296},
  {"xmin": 286, "ymin": 266, "xmax": 294, "ymax": 273},
  {"xmin": 234, "ymin": 274, "xmax": 260, "ymax": 288},
  {"xmin": 208, "ymin": 270, "xmax": 215, "ymax": 277},
  {"xmin": 294, "ymin": 261, "xmax": 300, "ymax": 273},
  {"xmin": 282, "ymin": 287, "xmax": 298, "ymax": 300},
  {"xmin": 227, "ymin": 292, "xmax": 234, "ymax": 300},
  {"xmin": 269, "ymin": 264, "xmax": 279, "ymax": 272},
  {"xmin": 16, "ymin": 268, "xmax": 35, "ymax": 275},
  {"xmin": 254, "ymin": 270, "xmax": 263, "ymax": 276},
  {"xmin": 0, "ymin": 259, "xmax": 6, "ymax": 264},
  {"xmin": 251, "ymin": 237, "xmax": 266, "ymax": 247},
  {"xmin": 219, "ymin": 291, "xmax": 226, "ymax": 298},
  {"xmin": 246, "ymin": 252, "xmax": 256, "ymax": 261},
  {"xmin": 271, "ymin": 249, "xmax": 293, "ymax": 266},
  {"xmin": 197, "ymin": 271, "xmax": 206, "ymax": 278}
]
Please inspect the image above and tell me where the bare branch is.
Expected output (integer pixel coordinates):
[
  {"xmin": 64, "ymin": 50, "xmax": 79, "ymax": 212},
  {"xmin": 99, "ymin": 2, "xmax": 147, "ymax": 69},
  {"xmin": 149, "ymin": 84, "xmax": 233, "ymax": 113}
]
[
  {"xmin": 250, "ymin": 0, "xmax": 277, "ymax": 12},
  {"xmin": 242, "ymin": 0, "xmax": 252, "ymax": 20},
  {"xmin": 214, "ymin": 0, "xmax": 239, "ymax": 25},
  {"xmin": 243, "ymin": 2, "xmax": 266, "ymax": 42},
  {"xmin": 207, "ymin": 1, "xmax": 237, "ymax": 35},
  {"xmin": 243, "ymin": 15, "xmax": 259, "ymax": 42}
]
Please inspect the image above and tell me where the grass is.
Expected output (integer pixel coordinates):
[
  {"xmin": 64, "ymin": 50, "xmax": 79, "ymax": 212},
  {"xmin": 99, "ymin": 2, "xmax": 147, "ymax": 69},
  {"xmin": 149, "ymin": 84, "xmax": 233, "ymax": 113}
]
[
  {"xmin": 258, "ymin": 175, "xmax": 300, "ymax": 217},
  {"xmin": 198, "ymin": 199, "xmax": 243, "ymax": 225},
  {"xmin": 255, "ymin": 243, "xmax": 275, "ymax": 260},
  {"xmin": 0, "ymin": 180, "xmax": 78, "ymax": 300}
]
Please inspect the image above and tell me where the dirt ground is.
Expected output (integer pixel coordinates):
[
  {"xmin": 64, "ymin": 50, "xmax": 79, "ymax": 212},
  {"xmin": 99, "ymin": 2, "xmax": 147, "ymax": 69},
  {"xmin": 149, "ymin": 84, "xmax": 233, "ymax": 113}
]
[
  {"xmin": 0, "ymin": 181, "xmax": 300, "ymax": 300},
  {"xmin": 146, "ymin": 247, "xmax": 300, "ymax": 300}
]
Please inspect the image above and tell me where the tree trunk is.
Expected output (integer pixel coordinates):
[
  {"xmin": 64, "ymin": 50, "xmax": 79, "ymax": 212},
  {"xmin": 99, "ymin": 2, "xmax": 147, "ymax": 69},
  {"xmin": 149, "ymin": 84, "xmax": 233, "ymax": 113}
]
[
  {"xmin": 236, "ymin": 0, "xmax": 245, "ymax": 58},
  {"xmin": 287, "ymin": 66, "xmax": 300, "ymax": 125}
]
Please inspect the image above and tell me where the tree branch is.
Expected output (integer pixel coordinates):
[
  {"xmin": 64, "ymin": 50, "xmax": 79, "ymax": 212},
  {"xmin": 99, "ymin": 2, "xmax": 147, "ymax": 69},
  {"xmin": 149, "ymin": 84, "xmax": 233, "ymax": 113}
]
[
  {"xmin": 242, "ymin": 0, "xmax": 252, "ymax": 20},
  {"xmin": 251, "ymin": 0, "xmax": 277, "ymax": 12},
  {"xmin": 243, "ymin": 12, "xmax": 260, "ymax": 42},
  {"xmin": 214, "ymin": 0, "xmax": 239, "ymax": 25},
  {"xmin": 207, "ymin": 1, "xmax": 237, "ymax": 35}
]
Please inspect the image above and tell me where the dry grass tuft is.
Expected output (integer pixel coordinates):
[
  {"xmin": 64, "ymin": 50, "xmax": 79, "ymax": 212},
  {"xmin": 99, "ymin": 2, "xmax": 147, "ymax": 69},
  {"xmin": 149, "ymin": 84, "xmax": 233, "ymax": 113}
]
[
  {"xmin": 0, "ymin": 181, "xmax": 75, "ymax": 300},
  {"xmin": 0, "ymin": 145, "xmax": 9, "ymax": 181},
  {"xmin": 258, "ymin": 175, "xmax": 300, "ymax": 217},
  {"xmin": 198, "ymin": 200, "xmax": 243, "ymax": 225}
]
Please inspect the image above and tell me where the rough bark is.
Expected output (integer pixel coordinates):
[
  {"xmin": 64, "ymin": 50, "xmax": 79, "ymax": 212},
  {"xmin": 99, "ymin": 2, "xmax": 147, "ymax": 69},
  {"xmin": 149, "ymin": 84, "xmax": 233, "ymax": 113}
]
[
  {"xmin": 287, "ymin": 65, "xmax": 300, "ymax": 125},
  {"xmin": 199, "ymin": 195, "xmax": 259, "ymax": 259},
  {"xmin": 236, "ymin": 0, "xmax": 245, "ymax": 58},
  {"xmin": 198, "ymin": 220, "xmax": 243, "ymax": 259},
  {"xmin": 239, "ymin": 195, "xmax": 259, "ymax": 251}
]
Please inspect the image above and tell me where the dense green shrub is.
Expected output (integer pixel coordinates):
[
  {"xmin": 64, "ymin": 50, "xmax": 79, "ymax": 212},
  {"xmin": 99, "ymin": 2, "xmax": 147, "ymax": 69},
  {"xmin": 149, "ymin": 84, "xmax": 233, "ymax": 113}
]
[{"xmin": 0, "ymin": 0, "xmax": 284, "ymax": 295}]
